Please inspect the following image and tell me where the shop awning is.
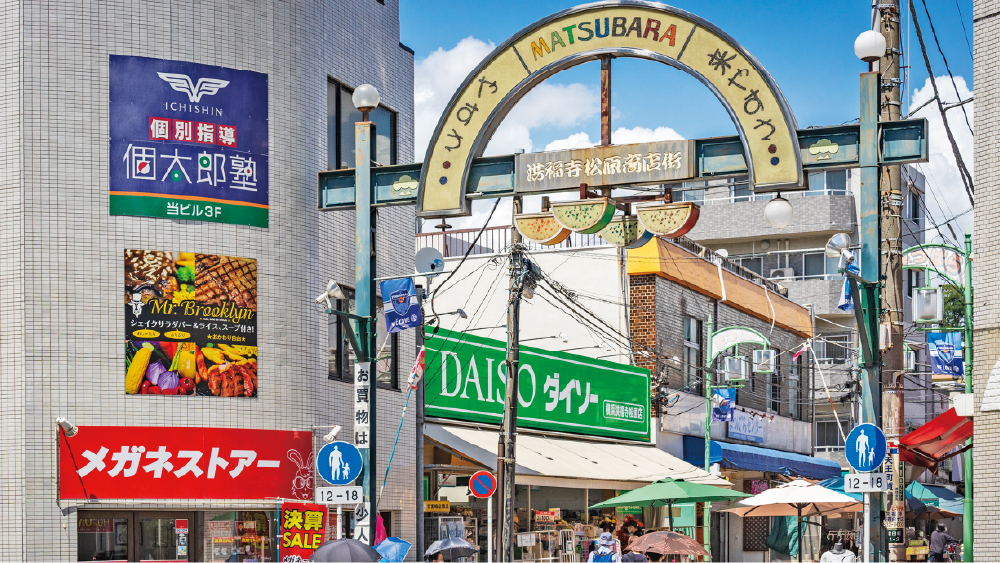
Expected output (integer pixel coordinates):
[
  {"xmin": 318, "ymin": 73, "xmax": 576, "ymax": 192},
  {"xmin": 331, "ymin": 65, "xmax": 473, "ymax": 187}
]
[
  {"xmin": 907, "ymin": 481, "xmax": 966, "ymax": 515},
  {"xmin": 899, "ymin": 408, "xmax": 973, "ymax": 471},
  {"xmin": 425, "ymin": 423, "xmax": 731, "ymax": 490},
  {"xmin": 682, "ymin": 436, "xmax": 842, "ymax": 480}
]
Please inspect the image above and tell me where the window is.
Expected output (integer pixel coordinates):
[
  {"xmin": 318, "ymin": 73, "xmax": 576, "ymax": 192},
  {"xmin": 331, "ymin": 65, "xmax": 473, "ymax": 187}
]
[
  {"xmin": 909, "ymin": 191, "xmax": 922, "ymax": 222},
  {"xmin": 739, "ymin": 257, "xmax": 763, "ymax": 276},
  {"xmin": 817, "ymin": 333, "xmax": 851, "ymax": 364},
  {"xmin": 803, "ymin": 253, "xmax": 825, "ymax": 278},
  {"xmin": 731, "ymin": 182, "xmax": 752, "ymax": 202},
  {"xmin": 806, "ymin": 170, "xmax": 849, "ymax": 195},
  {"xmin": 906, "ymin": 269, "xmax": 920, "ymax": 298},
  {"xmin": 788, "ymin": 353, "xmax": 803, "ymax": 420},
  {"xmin": 684, "ymin": 317, "xmax": 702, "ymax": 393},
  {"xmin": 679, "ymin": 180, "xmax": 706, "ymax": 204},
  {"xmin": 328, "ymin": 286, "xmax": 399, "ymax": 389},
  {"xmin": 816, "ymin": 421, "xmax": 846, "ymax": 447},
  {"xmin": 767, "ymin": 349, "xmax": 780, "ymax": 413},
  {"xmin": 327, "ymin": 80, "xmax": 396, "ymax": 170}
]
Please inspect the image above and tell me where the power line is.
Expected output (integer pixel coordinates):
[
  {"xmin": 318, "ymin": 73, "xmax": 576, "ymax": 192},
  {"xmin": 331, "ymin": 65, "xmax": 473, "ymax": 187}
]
[{"xmin": 918, "ymin": 0, "xmax": 974, "ymax": 138}]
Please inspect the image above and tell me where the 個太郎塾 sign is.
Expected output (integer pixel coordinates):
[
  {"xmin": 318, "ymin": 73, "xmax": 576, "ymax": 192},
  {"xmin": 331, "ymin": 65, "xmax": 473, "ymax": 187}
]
[
  {"xmin": 423, "ymin": 327, "xmax": 651, "ymax": 441},
  {"xmin": 109, "ymin": 55, "xmax": 269, "ymax": 228}
]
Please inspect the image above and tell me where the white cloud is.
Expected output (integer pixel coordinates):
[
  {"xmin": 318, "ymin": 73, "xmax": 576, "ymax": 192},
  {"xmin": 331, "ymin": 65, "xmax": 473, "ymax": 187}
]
[
  {"xmin": 544, "ymin": 132, "xmax": 593, "ymax": 152},
  {"xmin": 611, "ymin": 125, "xmax": 685, "ymax": 144},
  {"xmin": 907, "ymin": 75, "xmax": 974, "ymax": 241}
]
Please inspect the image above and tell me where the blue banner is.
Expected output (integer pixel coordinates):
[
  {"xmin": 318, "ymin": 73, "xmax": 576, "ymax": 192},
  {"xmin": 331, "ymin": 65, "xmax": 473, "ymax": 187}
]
[
  {"xmin": 838, "ymin": 263, "xmax": 861, "ymax": 312},
  {"xmin": 712, "ymin": 388, "xmax": 736, "ymax": 422},
  {"xmin": 380, "ymin": 278, "xmax": 421, "ymax": 333},
  {"xmin": 927, "ymin": 332, "xmax": 964, "ymax": 377},
  {"xmin": 109, "ymin": 55, "xmax": 269, "ymax": 227}
]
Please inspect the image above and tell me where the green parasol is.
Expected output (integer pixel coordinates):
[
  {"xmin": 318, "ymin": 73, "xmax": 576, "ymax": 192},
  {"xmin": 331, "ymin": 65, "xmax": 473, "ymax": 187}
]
[{"xmin": 589, "ymin": 477, "xmax": 750, "ymax": 530}]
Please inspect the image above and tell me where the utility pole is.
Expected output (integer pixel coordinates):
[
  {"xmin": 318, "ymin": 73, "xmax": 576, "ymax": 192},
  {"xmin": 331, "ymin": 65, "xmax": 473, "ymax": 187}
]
[
  {"xmin": 876, "ymin": 2, "xmax": 906, "ymax": 560},
  {"xmin": 497, "ymin": 196, "xmax": 524, "ymax": 563}
]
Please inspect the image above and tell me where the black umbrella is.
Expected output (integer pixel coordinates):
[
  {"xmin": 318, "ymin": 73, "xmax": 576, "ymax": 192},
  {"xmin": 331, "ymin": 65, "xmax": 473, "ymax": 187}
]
[
  {"xmin": 425, "ymin": 536, "xmax": 477, "ymax": 560},
  {"xmin": 309, "ymin": 538, "xmax": 382, "ymax": 562}
]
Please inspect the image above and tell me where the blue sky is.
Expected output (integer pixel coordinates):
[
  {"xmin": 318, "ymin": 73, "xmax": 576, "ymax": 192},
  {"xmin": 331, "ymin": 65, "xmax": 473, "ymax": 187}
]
[{"xmin": 401, "ymin": 0, "xmax": 974, "ymax": 237}]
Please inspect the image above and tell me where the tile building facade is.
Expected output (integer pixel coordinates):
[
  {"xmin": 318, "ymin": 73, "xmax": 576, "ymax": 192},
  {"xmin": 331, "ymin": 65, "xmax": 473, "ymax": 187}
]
[{"xmin": 0, "ymin": 0, "xmax": 416, "ymax": 560}]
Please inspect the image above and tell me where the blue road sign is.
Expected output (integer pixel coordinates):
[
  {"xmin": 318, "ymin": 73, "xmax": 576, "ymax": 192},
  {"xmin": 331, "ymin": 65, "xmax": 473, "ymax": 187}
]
[
  {"xmin": 846, "ymin": 423, "xmax": 887, "ymax": 473},
  {"xmin": 470, "ymin": 470, "xmax": 497, "ymax": 499},
  {"xmin": 317, "ymin": 441, "xmax": 364, "ymax": 485}
]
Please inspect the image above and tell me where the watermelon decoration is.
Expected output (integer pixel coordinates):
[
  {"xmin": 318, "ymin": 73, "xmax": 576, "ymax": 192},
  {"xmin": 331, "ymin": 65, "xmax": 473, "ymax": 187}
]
[
  {"xmin": 514, "ymin": 212, "xmax": 571, "ymax": 245},
  {"xmin": 636, "ymin": 202, "xmax": 700, "ymax": 238},
  {"xmin": 599, "ymin": 216, "xmax": 655, "ymax": 249},
  {"xmin": 551, "ymin": 198, "xmax": 616, "ymax": 234}
]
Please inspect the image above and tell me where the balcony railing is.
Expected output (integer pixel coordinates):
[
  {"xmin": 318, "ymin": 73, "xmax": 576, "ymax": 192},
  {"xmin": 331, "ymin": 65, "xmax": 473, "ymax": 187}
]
[{"xmin": 678, "ymin": 188, "xmax": 850, "ymax": 206}]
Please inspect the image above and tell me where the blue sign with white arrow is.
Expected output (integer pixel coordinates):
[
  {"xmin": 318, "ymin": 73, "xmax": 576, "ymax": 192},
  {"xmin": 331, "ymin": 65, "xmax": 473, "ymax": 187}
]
[
  {"xmin": 845, "ymin": 423, "xmax": 887, "ymax": 473},
  {"xmin": 316, "ymin": 441, "xmax": 364, "ymax": 485}
]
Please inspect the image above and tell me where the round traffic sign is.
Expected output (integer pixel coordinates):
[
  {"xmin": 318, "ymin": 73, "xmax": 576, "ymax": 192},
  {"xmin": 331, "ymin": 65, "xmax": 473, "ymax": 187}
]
[
  {"xmin": 316, "ymin": 441, "xmax": 364, "ymax": 485},
  {"xmin": 469, "ymin": 470, "xmax": 497, "ymax": 498},
  {"xmin": 845, "ymin": 423, "xmax": 887, "ymax": 473}
]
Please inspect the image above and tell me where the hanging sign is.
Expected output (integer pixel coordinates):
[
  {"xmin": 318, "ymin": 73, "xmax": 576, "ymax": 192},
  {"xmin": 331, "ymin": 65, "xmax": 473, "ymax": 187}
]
[
  {"xmin": 728, "ymin": 409, "xmax": 764, "ymax": 443},
  {"xmin": 423, "ymin": 327, "xmax": 651, "ymax": 441},
  {"xmin": 279, "ymin": 502, "xmax": 327, "ymax": 559},
  {"xmin": 379, "ymin": 278, "xmax": 422, "ymax": 333},
  {"xmin": 927, "ymin": 332, "xmax": 964, "ymax": 378},
  {"xmin": 109, "ymin": 55, "xmax": 269, "ymax": 227},
  {"xmin": 902, "ymin": 246, "xmax": 964, "ymax": 279}
]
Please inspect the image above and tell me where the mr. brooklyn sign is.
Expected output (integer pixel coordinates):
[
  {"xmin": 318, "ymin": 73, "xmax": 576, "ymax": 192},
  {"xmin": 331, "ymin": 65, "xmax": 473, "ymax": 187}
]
[{"xmin": 424, "ymin": 327, "xmax": 652, "ymax": 441}]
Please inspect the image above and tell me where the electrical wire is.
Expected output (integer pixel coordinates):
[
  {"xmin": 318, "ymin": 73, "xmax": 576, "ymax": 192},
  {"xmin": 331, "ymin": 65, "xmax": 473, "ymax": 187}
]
[{"xmin": 918, "ymin": 0, "xmax": 974, "ymax": 138}]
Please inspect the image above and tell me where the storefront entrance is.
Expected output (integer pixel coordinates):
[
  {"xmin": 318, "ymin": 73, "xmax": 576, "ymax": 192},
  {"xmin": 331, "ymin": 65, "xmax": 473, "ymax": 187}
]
[{"xmin": 78, "ymin": 510, "xmax": 276, "ymax": 562}]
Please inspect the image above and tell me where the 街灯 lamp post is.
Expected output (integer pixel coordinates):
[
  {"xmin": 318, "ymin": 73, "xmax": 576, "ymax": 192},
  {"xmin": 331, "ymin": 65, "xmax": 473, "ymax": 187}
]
[
  {"xmin": 354, "ymin": 83, "xmax": 380, "ymax": 545},
  {"xmin": 702, "ymin": 316, "xmax": 771, "ymax": 561}
]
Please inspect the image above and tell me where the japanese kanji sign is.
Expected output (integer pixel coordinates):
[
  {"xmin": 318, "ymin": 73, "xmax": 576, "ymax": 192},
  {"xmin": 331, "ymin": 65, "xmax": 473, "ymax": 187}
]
[
  {"xmin": 423, "ymin": 327, "xmax": 651, "ymax": 441},
  {"xmin": 515, "ymin": 140, "xmax": 694, "ymax": 193},
  {"xmin": 280, "ymin": 502, "xmax": 328, "ymax": 559},
  {"xmin": 59, "ymin": 426, "xmax": 313, "ymax": 500},
  {"xmin": 125, "ymin": 250, "xmax": 258, "ymax": 397},
  {"xmin": 110, "ymin": 55, "xmax": 269, "ymax": 227}
]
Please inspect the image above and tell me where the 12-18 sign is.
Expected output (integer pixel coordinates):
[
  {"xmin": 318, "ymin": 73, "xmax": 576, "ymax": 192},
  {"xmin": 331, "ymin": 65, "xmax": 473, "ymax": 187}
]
[{"xmin": 845, "ymin": 472, "xmax": 887, "ymax": 493}]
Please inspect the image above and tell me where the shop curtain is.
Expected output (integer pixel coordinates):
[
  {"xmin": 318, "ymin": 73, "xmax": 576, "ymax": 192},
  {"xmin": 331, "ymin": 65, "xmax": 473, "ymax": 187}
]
[{"xmin": 765, "ymin": 515, "xmax": 799, "ymax": 557}]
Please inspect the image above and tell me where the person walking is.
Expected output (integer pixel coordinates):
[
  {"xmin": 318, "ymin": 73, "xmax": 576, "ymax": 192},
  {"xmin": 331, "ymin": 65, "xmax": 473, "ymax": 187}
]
[
  {"xmin": 928, "ymin": 524, "xmax": 959, "ymax": 562},
  {"xmin": 589, "ymin": 532, "xmax": 621, "ymax": 562}
]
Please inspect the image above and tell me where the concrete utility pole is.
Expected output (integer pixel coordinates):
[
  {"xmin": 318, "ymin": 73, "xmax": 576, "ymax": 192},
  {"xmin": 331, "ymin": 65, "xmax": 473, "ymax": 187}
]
[
  {"xmin": 497, "ymin": 196, "xmax": 525, "ymax": 562},
  {"xmin": 876, "ymin": 2, "xmax": 906, "ymax": 560}
]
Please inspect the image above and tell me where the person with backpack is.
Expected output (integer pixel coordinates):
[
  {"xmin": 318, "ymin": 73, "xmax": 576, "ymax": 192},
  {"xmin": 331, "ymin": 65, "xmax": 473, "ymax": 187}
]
[{"xmin": 589, "ymin": 532, "xmax": 621, "ymax": 562}]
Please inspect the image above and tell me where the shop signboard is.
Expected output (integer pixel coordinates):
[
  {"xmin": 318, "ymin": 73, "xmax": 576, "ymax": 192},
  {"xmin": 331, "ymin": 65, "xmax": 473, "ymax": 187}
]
[
  {"xmin": 109, "ymin": 55, "xmax": 269, "ymax": 227},
  {"xmin": 59, "ymin": 426, "xmax": 313, "ymax": 500},
  {"xmin": 728, "ymin": 409, "xmax": 764, "ymax": 443},
  {"xmin": 614, "ymin": 490, "xmax": 643, "ymax": 515},
  {"xmin": 279, "ymin": 502, "xmax": 327, "ymax": 559},
  {"xmin": 124, "ymin": 249, "xmax": 257, "ymax": 397},
  {"xmin": 424, "ymin": 327, "xmax": 651, "ymax": 441},
  {"xmin": 425, "ymin": 501, "xmax": 451, "ymax": 513}
]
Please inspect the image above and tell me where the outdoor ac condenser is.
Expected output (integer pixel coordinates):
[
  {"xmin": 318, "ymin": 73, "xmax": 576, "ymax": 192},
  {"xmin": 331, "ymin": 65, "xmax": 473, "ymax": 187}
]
[{"xmin": 769, "ymin": 268, "xmax": 794, "ymax": 279}]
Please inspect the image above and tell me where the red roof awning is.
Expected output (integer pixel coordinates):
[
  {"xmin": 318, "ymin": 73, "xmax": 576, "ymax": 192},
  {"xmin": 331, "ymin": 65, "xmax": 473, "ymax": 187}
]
[{"xmin": 899, "ymin": 408, "xmax": 972, "ymax": 470}]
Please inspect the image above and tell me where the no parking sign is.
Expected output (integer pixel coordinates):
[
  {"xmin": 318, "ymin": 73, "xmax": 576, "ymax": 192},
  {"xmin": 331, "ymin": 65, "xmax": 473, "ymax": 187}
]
[{"xmin": 470, "ymin": 470, "xmax": 497, "ymax": 498}]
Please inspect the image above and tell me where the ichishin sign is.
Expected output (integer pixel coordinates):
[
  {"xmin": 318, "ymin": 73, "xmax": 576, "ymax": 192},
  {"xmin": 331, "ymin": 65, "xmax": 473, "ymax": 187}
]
[
  {"xmin": 423, "ymin": 327, "xmax": 651, "ymax": 441},
  {"xmin": 59, "ymin": 426, "xmax": 314, "ymax": 500},
  {"xmin": 109, "ymin": 55, "xmax": 269, "ymax": 228}
]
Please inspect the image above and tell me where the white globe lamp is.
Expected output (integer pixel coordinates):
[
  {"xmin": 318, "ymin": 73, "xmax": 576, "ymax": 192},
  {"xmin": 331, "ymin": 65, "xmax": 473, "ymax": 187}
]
[
  {"xmin": 854, "ymin": 30, "xmax": 886, "ymax": 63},
  {"xmin": 352, "ymin": 84, "xmax": 380, "ymax": 120},
  {"xmin": 763, "ymin": 196, "xmax": 793, "ymax": 229}
]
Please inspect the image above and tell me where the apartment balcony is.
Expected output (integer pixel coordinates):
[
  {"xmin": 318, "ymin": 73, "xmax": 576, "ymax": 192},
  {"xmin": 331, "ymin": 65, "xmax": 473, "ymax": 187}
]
[
  {"xmin": 779, "ymin": 278, "xmax": 849, "ymax": 316},
  {"xmin": 684, "ymin": 191, "xmax": 857, "ymax": 245}
]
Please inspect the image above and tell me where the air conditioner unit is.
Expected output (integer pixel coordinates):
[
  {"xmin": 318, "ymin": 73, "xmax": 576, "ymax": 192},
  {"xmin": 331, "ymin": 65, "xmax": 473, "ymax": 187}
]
[
  {"xmin": 753, "ymin": 349, "xmax": 776, "ymax": 374},
  {"xmin": 723, "ymin": 356, "xmax": 749, "ymax": 381},
  {"xmin": 769, "ymin": 268, "xmax": 794, "ymax": 279}
]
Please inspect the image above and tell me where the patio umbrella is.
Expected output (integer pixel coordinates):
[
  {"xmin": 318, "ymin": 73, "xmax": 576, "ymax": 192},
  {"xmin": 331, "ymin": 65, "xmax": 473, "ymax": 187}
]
[
  {"xmin": 721, "ymin": 480, "xmax": 862, "ymax": 563},
  {"xmin": 309, "ymin": 538, "xmax": 382, "ymax": 562},
  {"xmin": 424, "ymin": 536, "xmax": 477, "ymax": 560},
  {"xmin": 627, "ymin": 530, "xmax": 709, "ymax": 558},
  {"xmin": 589, "ymin": 477, "xmax": 751, "ymax": 529},
  {"xmin": 375, "ymin": 536, "xmax": 412, "ymax": 562}
]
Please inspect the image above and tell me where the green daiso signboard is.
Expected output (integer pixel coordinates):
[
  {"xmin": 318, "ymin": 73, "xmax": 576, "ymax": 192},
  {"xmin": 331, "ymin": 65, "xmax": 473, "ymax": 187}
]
[{"xmin": 424, "ymin": 327, "xmax": 651, "ymax": 442}]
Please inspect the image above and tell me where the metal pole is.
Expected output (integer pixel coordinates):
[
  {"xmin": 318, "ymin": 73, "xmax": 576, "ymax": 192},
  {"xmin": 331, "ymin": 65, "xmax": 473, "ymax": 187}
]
[
  {"xmin": 600, "ymin": 56, "xmax": 611, "ymax": 146},
  {"xmin": 876, "ymin": 3, "xmax": 905, "ymax": 558},
  {"xmin": 704, "ymin": 314, "xmax": 714, "ymax": 561},
  {"xmin": 497, "ymin": 196, "xmax": 524, "ymax": 562},
  {"xmin": 416, "ymin": 285, "xmax": 427, "ymax": 559},
  {"xmin": 337, "ymin": 505, "xmax": 343, "ymax": 540},
  {"xmin": 962, "ymin": 231, "xmax": 974, "ymax": 560},
  {"xmin": 864, "ymin": 493, "xmax": 871, "ymax": 563},
  {"xmin": 488, "ymin": 495, "xmax": 494, "ymax": 563},
  {"xmin": 354, "ymin": 119, "xmax": 378, "ymax": 545}
]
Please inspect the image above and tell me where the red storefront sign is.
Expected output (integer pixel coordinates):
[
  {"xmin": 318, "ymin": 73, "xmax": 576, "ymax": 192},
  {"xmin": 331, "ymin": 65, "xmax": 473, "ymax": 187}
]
[
  {"xmin": 59, "ymin": 426, "xmax": 313, "ymax": 500},
  {"xmin": 280, "ymin": 502, "xmax": 327, "ymax": 559}
]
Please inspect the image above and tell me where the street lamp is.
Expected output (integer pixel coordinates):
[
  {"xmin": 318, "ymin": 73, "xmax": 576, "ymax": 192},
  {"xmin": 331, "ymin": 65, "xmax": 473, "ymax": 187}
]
[
  {"xmin": 763, "ymin": 196, "xmax": 793, "ymax": 229},
  {"xmin": 854, "ymin": 30, "xmax": 887, "ymax": 63},
  {"xmin": 352, "ymin": 84, "xmax": 380, "ymax": 121}
]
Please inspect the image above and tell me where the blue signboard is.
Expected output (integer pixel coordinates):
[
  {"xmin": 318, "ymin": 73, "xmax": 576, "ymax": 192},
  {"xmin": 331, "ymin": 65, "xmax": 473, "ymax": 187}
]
[
  {"xmin": 846, "ymin": 423, "xmax": 887, "ymax": 473},
  {"xmin": 927, "ymin": 332, "xmax": 964, "ymax": 377},
  {"xmin": 379, "ymin": 278, "xmax": 422, "ymax": 333},
  {"xmin": 316, "ymin": 441, "xmax": 364, "ymax": 485},
  {"xmin": 109, "ymin": 55, "xmax": 269, "ymax": 227},
  {"xmin": 712, "ymin": 388, "xmax": 736, "ymax": 422},
  {"xmin": 728, "ymin": 409, "xmax": 764, "ymax": 443}
]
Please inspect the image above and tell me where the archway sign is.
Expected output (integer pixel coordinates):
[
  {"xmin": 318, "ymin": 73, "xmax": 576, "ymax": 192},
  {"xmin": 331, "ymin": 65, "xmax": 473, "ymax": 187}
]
[{"xmin": 418, "ymin": 0, "xmax": 803, "ymax": 218}]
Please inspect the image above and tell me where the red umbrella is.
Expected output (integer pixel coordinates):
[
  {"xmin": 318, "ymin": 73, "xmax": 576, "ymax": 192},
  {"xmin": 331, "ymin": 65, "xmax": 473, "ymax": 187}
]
[{"xmin": 627, "ymin": 531, "xmax": 709, "ymax": 558}]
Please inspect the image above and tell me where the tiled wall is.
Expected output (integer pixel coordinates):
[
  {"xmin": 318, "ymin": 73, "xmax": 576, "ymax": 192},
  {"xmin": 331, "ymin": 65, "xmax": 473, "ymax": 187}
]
[{"xmin": 2, "ymin": 1, "xmax": 416, "ymax": 560}]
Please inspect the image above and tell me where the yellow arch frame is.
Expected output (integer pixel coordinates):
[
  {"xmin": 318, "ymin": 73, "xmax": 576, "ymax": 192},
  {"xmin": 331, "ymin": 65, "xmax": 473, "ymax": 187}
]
[{"xmin": 417, "ymin": 0, "xmax": 803, "ymax": 218}]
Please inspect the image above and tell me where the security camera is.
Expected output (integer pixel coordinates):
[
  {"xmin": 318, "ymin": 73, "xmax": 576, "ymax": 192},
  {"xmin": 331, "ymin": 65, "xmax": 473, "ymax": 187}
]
[
  {"xmin": 323, "ymin": 425, "xmax": 342, "ymax": 443},
  {"xmin": 56, "ymin": 417, "xmax": 78, "ymax": 437}
]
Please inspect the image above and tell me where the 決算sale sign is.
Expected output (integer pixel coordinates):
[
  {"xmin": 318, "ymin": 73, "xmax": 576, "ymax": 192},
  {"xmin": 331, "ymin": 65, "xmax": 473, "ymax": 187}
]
[
  {"xmin": 280, "ymin": 502, "xmax": 328, "ymax": 559},
  {"xmin": 59, "ymin": 426, "xmax": 313, "ymax": 500}
]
